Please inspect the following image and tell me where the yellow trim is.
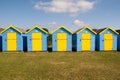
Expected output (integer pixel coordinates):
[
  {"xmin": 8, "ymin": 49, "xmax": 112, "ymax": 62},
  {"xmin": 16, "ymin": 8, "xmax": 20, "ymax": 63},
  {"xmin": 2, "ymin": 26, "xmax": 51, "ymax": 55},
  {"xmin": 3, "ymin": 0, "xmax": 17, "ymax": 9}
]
[
  {"xmin": 100, "ymin": 27, "xmax": 119, "ymax": 35},
  {"xmin": 26, "ymin": 26, "xmax": 48, "ymax": 34},
  {"xmin": 76, "ymin": 26, "xmax": 97, "ymax": 34},
  {"xmin": 51, "ymin": 26, "xmax": 73, "ymax": 34},
  {"xmin": 0, "ymin": 25, "xmax": 22, "ymax": 34}
]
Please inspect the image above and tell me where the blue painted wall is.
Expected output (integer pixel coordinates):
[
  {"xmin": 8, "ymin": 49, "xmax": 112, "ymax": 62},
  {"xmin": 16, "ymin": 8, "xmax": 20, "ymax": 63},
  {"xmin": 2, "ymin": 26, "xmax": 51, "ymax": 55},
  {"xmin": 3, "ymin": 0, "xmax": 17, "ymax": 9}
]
[
  {"xmin": 117, "ymin": 35, "xmax": 120, "ymax": 50},
  {"xmin": 52, "ymin": 28, "xmax": 72, "ymax": 51},
  {"xmin": 26, "ymin": 28, "xmax": 48, "ymax": 51},
  {"xmin": 73, "ymin": 28, "xmax": 96, "ymax": 51},
  {"xmin": 96, "ymin": 29, "xmax": 118, "ymax": 51},
  {"xmin": 1, "ymin": 28, "xmax": 23, "ymax": 51}
]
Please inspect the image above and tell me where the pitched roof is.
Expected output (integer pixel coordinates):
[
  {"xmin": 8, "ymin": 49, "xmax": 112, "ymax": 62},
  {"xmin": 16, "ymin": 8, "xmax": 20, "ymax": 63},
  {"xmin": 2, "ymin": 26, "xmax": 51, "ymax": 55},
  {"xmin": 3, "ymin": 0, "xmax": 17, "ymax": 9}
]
[
  {"xmin": 26, "ymin": 26, "xmax": 48, "ymax": 34},
  {"xmin": 96, "ymin": 28, "xmax": 106, "ymax": 33},
  {"xmin": 98, "ymin": 27, "xmax": 119, "ymax": 34},
  {"xmin": 14, "ymin": 27, "xmax": 26, "ymax": 33},
  {"xmin": 26, "ymin": 29, "xmax": 30, "ymax": 32},
  {"xmin": 116, "ymin": 30, "xmax": 120, "ymax": 34},
  {"xmin": 50, "ymin": 26, "xmax": 73, "ymax": 34},
  {"xmin": 0, "ymin": 25, "xmax": 24, "ymax": 34},
  {"xmin": 92, "ymin": 29, "xmax": 98, "ymax": 33},
  {"xmin": 0, "ymin": 28, "xmax": 4, "ymax": 32},
  {"xmin": 74, "ymin": 26, "xmax": 97, "ymax": 34}
]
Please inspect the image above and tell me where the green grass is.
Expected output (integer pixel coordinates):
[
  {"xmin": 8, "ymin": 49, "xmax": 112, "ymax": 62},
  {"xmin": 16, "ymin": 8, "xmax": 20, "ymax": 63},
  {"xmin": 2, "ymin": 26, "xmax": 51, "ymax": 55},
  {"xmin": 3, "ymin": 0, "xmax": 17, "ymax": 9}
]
[{"xmin": 0, "ymin": 52, "xmax": 120, "ymax": 80}]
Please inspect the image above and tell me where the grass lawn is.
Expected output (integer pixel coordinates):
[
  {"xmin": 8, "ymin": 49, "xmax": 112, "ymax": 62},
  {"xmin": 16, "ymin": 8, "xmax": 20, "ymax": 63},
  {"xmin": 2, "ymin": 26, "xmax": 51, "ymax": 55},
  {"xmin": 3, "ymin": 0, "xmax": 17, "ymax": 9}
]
[{"xmin": 0, "ymin": 52, "xmax": 120, "ymax": 80}]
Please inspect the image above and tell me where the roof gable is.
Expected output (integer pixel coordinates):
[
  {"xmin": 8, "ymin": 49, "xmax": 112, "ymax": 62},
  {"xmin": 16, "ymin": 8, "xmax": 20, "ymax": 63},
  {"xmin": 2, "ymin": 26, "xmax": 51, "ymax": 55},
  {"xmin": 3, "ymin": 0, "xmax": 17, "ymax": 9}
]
[
  {"xmin": 51, "ymin": 26, "xmax": 73, "ymax": 34},
  {"xmin": 26, "ymin": 26, "xmax": 48, "ymax": 34},
  {"xmin": 0, "ymin": 28, "xmax": 4, "ymax": 32},
  {"xmin": 0, "ymin": 25, "xmax": 23, "ymax": 34},
  {"xmin": 75, "ymin": 26, "xmax": 97, "ymax": 34},
  {"xmin": 99, "ymin": 27, "xmax": 119, "ymax": 35},
  {"xmin": 116, "ymin": 30, "xmax": 120, "ymax": 34}
]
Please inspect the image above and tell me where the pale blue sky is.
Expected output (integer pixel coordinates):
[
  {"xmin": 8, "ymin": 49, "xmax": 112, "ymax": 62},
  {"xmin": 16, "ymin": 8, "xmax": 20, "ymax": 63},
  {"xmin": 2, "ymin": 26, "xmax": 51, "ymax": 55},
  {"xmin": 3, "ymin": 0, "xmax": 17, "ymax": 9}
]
[{"xmin": 0, "ymin": 0, "xmax": 120, "ymax": 32}]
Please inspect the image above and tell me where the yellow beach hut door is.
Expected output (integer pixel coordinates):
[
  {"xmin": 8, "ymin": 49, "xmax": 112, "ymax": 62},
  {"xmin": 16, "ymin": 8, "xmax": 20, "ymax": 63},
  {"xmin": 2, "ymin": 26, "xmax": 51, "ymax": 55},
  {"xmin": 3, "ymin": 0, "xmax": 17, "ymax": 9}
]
[
  {"xmin": 82, "ymin": 33, "xmax": 91, "ymax": 51},
  {"xmin": 104, "ymin": 34, "xmax": 113, "ymax": 50},
  {"xmin": 57, "ymin": 33, "xmax": 67, "ymax": 51},
  {"xmin": 32, "ymin": 33, "xmax": 42, "ymax": 51},
  {"xmin": 7, "ymin": 32, "xmax": 17, "ymax": 51}
]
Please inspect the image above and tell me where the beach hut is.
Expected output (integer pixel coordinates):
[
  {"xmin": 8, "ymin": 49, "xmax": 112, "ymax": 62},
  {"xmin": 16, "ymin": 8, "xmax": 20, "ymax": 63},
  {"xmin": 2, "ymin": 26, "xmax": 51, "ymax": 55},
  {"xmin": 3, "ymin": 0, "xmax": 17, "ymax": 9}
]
[
  {"xmin": 96, "ymin": 27, "xmax": 119, "ymax": 51},
  {"xmin": 26, "ymin": 26, "xmax": 48, "ymax": 51},
  {"xmin": 51, "ymin": 26, "xmax": 73, "ymax": 51},
  {"xmin": 0, "ymin": 25, "xmax": 24, "ymax": 51},
  {"xmin": 73, "ymin": 26, "xmax": 97, "ymax": 51},
  {"xmin": 116, "ymin": 30, "xmax": 120, "ymax": 51}
]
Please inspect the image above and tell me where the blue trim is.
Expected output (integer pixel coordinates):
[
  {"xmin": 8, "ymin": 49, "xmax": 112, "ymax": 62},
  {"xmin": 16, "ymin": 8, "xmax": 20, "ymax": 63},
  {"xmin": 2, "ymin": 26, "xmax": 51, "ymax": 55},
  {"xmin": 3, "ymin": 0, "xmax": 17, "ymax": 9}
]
[
  {"xmin": 74, "ymin": 28, "xmax": 96, "ymax": 51},
  {"xmin": 52, "ymin": 28, "xmax": 72, "ymax": 51},
  {"xmin": 1, "ymin": 28, "xmax": 23, "ymax": 51},
  {"xmin": 26, "ymin": 28, "xmax": 48, "ymax": 51},
  {"xmin": 96, "ymin": 29, "xmax": 118, "ymax": 51}
]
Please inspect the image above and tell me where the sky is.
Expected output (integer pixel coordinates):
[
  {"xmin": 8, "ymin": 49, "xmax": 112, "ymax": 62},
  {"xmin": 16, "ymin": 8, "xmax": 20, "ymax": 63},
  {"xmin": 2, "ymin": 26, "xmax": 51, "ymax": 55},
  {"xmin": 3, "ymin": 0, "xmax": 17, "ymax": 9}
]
[{"xmin": 0, "ymin": 0, "xmax": 120, "ymax": 32}]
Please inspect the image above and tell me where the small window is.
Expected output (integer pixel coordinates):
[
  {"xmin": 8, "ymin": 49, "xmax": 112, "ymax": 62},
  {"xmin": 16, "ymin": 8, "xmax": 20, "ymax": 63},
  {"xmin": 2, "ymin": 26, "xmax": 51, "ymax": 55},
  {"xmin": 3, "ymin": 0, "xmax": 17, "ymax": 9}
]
[
  {"xmin": 85, "ymin": 31, "xmax": 88, "ymax": 33},
  {"xmin": 10, "ymin": 30, "xmax": 13, "ymax": 32},
  {"xmin": 107, "ymin": 31, "xmax": 110, "ymax": 33},
  {"xmin": 35, "ymin": 30, "xmax": 38, "ymax": 32},
  {"xmin": 60, "ymin": 30, "xmax": 64, "ymax": 33}
]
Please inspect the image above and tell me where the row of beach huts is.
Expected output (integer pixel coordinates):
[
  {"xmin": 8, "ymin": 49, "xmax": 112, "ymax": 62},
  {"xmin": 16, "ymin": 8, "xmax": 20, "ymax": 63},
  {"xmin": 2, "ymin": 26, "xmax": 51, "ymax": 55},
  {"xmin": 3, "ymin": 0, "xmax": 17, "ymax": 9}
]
[{"xmin": 0, "ymin": 25, "xmax": 120, "ymax": 52}]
